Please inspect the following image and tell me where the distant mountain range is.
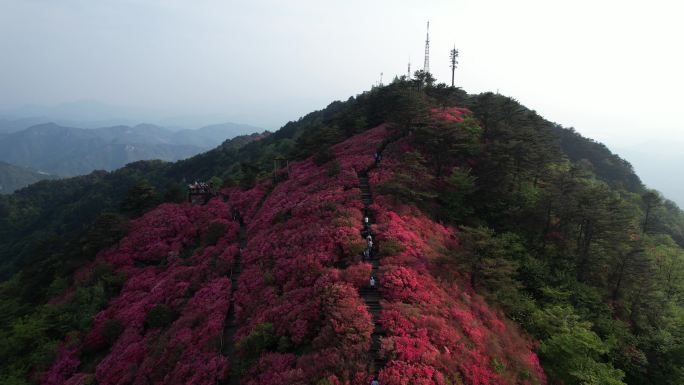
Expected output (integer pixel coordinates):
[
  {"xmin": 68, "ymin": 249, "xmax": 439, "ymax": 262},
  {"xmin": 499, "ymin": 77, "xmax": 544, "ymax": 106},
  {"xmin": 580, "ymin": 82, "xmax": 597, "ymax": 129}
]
[
  {"xmin": 0, "ymin": 161, "xmax": 57, "ymax": 193},
  {"xmin": 0, "ymin": 100, "xmax": 267, "ymax": 131},
  {"xmin": 0, "ymin": 121, "xmax": 263, "ymax": 177}
]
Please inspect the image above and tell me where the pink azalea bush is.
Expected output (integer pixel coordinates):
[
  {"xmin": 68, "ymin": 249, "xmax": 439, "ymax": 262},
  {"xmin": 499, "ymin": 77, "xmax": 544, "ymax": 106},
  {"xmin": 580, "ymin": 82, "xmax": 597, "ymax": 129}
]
[
  {"xmin": 231, "ymin": 132, "xmax": 383, "ymax": 382},
  {"xmin": 44, "ymin": 199, "xmax": 242, "ymax": 385},
  {"xmin": 44, "ymin": 110, "xmax": 545, "ymax": 385},
  {"xmin": 366, "ymin": 119, "xmax": 546, "ymax": 384},
  {"xmin": 431, "ymin": 106, "xmax": 471, "ymax": 123}
]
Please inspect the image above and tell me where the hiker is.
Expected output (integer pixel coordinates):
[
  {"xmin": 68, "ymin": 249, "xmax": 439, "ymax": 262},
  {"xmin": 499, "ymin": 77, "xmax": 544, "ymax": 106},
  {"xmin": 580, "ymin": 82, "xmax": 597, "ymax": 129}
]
[
  {"xmin": 363, "ymin": 249, "xmax": 370, "ymax": 260},
  {"xmin": 369, "ymin": 276, "xmax": 376, "ymax": 288},
  {"xmin": 368, "ymin": 239, "xmax": 374, "ymax": 249},
  {"xmin": 364, "ymin": 216, "xmax": 369, "ymax": 225},
  {"xmin": 371, "ymin": 378, "xmax": 379, "ymax": 385}
]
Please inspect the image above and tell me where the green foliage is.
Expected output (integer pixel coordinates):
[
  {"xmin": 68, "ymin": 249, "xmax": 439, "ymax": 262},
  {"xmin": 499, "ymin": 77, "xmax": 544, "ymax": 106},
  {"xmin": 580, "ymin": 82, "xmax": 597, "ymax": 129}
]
[
  {"xmin": 533, "ymin": 306, "xmax": 625, "ymax": 385},
  {"xmin": 203, "ymin": 221, "xmax": 227, "ymax": 246},
  {"xmin": 452, "ymin": 226, "xmax": 523, "ymax": 308},
  {"xmin": 209, "ymin": 175, "xmax": 224, "ymax": 189},
  {"xmin": 271, "ymin": 209, "xmax": 293, "ymax": 225},
  {"xmin": 144, "ymin": 304, "xmax": 179, "ymax": 330},
  {"xmin": 414, "ymin": 117, "xmax": 481, "ymax": 177},
  {"xmin": 460, "ymin": 115, "xmax": 483, "ymax": 137},
  {"xmin": 383, "ymin": 87, "xmax": 431, "ymax": 135},
  {"xmin": 313, "ymin": 147, "xmax": 335, "ymax": 166},
  {"xmin": 295, "ymin": 125, "xmax": 343, "ymax": 162},
  {"xmin": 327, "ymin": 159, "xmax": 341, "ymax": 177},
  {"xmin": 103, "ymin": 318, "xmax": 124, "ymax": 345},
  {"xmin": 378, "ymin": 238, "xmax": 406, "ymax": 257},
  {"xmin": 376, "ymin": 152, "xmax": 437, "ymax": 205},
  {"xmin": 412, "ymin": 70, "xmax": 436, "ymax": 88},
  {"xmin": 427, "ymin": 83, "xmax": 467, "ymax": 109},
  {"xmin": 236, "ymin": 322, "xmax": 278, "ymax": 367},
  {"xmin": 492, "ymin": 358, "xmax": 506, "ymax": 375},
  {"xmin": 120, "ymin": 179, "xmax": 161, "ymax": 216},
  {"xmin": 238, "ymin": 162, "xmax": 260, "ymax": 189},
  {"xmin": 0, "ymin": 264, "xmax": 124, "ymax": 382},
  {"xmin": 81, "ymin": 213, "xmax": 128, "ymax": 258},
  {"xmin": 345, "ymin": 240, "xmax": 367, "ymax": 258},
  {"xmin": 439, "ymin": 167, "xmax": 477, "ymax": 223}
]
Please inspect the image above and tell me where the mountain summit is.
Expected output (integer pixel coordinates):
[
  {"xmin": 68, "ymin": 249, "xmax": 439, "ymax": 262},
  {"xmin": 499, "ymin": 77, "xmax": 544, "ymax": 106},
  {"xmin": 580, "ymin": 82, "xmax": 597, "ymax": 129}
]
[{"xmin": 1, "ymin": 79, "xmax": 683, "ymax": 385}]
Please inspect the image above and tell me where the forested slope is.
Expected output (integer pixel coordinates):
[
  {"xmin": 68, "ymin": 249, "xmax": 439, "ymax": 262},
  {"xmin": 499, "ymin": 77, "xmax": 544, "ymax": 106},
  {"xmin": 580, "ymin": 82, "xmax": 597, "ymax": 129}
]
[{"xmin": 1, "ymin": 75, "xmax": 683, "ymax": 384}]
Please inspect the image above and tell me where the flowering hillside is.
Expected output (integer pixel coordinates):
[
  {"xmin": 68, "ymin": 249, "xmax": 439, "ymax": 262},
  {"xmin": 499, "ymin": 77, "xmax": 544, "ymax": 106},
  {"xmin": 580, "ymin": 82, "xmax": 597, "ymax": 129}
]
[
  {"xmin": 42, "ymin": 108, "xmax": 546, "ymax": 385},
  {"xmin": 44, "ymin": 200, "xmax": 242, "ymax": 385},
  {"xmin": 366, "ymin": 117, "xmax": 546, "ymax": 384}
]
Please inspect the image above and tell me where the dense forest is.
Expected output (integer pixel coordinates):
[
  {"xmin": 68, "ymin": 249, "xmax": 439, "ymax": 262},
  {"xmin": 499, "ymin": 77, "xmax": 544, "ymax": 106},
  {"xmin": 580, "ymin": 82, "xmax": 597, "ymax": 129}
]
[{"xmin": 1, "ymin": 73, "xmax": 683, "ymax": 384}]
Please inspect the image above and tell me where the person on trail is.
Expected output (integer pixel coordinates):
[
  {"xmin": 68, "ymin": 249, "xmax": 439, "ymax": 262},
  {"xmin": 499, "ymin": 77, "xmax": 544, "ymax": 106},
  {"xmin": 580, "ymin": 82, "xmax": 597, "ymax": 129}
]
[
  {"xmin": 363, "ymin": 249, "xmax": 370, "ymax": 260},
  {"xmin": 364, "ymin": 216, "xmax": 369, "ymax": 225},
  {"xmin": 368, "ymin": 239, "xmax": 374, "ymax": 249},
  {"xmin": 369, "ymin": 276, "xmax": 376, "ymax": 288},
  {"xmin": 371, "ymin": 377, "xmax": 379, "ymax": 385}
]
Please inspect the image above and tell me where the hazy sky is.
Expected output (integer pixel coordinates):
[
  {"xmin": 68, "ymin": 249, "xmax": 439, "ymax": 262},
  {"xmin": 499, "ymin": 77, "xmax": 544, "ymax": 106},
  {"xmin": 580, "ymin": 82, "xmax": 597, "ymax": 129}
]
[{"xmin": 1, "ymin": 0, "xmax": 683, "ymax": 200}]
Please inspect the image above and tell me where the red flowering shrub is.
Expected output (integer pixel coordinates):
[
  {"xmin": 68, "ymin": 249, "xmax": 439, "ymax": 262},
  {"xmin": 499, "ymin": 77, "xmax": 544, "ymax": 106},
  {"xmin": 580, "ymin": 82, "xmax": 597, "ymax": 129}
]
[
  {"xmin": 342, "ymin": 262, "xmax": 373, "ymax": 288},
  {"xmin": 44, "ymin": 113, "xmax": 545, "ymax": 385},
  {"xmin": 431, "ymin": 106, "xmax": 470, "ymax": 123},
  {"xmin": 244, "ymin": 353, "xmax": 305, "ymax": 385},
  {"xmin": 365, "ymin": 121, "xmax": 546, "ymax": 384},
  {"xmin": 379, "ymin": 361, "xmax": 445, "ymax": 385},
  {"xmin": 44, "ymin": 199, "xmax": 241, "ymax": 385},
  {"xmin": 229, "ymin": 129, "xmax": 385, "ymax": 382},
  {"xmin": 221, "ymin": 182, "xmax": 271, "ymax": 223},
  {"xmin": 43, "ymin": 346, "xmax": 80, "ymax": 385}
]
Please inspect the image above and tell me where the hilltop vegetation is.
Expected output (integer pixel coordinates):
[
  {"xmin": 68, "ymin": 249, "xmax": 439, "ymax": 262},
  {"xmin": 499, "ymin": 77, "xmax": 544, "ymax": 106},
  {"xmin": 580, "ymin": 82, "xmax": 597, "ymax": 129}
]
[{"xmin": 1, "ymin": 74, "xmax": 683, "ymax": 384}]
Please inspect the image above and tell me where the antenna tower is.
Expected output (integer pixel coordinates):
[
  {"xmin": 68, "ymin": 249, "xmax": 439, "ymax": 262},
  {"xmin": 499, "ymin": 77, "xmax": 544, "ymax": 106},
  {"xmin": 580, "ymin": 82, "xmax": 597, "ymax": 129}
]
[
  {"xmin": 407, "ymin": 60, "xmax": 411, "ymax": 79},
  {"xmin": 449, "ymin": 45, "xmax": 459, "ymax": 87},
  {"xmin": 423, "ymin": 21, "xmax": 430, "ymax": 73}
]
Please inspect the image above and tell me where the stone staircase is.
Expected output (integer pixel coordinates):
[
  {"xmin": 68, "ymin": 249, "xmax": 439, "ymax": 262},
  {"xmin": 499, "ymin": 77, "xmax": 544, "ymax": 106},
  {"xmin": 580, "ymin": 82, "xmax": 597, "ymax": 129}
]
[
  {"xmin": 358, "ymin": 169, "xmax": 385, "ymax": 372},
  {"xmin": 220, "ymin": 219, "xmax": 246, "ymax": 385}
]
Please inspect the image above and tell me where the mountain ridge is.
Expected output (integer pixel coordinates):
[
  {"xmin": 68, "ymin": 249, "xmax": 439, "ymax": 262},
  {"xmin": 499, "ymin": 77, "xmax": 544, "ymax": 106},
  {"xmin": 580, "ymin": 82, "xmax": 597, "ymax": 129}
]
[
  {"xmin": 0, "ymin": 161, "xmax": 58, "ymax": 193},
  {"xmin": 0, "ymin": 121, "xmax": 263, "ymax": 177},
  {"xmin": 1, "ymin": 80, "xmax": 683, "ymax": 385}
]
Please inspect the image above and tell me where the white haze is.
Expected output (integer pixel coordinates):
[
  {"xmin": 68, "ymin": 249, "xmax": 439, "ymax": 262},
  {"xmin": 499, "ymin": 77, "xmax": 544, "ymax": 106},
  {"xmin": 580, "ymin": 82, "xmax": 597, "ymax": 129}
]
[{"xmin": 1, "ymin": 0, "xmax": 683, "ymax": 204}]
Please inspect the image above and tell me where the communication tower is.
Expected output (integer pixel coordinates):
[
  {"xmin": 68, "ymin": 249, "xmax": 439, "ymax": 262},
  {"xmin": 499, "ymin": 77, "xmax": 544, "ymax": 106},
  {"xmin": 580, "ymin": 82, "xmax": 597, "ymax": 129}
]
[
  {"xmin": 450, "ymin": 46, "xmax": 459, "ymax": 87},
  {"xmin": 423, "ymin": 21, "xmax": 430, "ymax": 73}
]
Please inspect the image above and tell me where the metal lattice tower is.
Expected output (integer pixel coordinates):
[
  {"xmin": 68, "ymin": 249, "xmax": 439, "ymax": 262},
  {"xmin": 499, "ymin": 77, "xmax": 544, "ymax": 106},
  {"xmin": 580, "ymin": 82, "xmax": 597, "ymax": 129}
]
[
  {"xmin": 407, "ymin": 60, "xmax": 411, "ymax": 79},
  {"xmin": 450, "ymin": 45, "xmax": 459, "ymax": 87},
  {"xmin": 423, "ymin": 21, "xmax": 430, "ymax": 73}
]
